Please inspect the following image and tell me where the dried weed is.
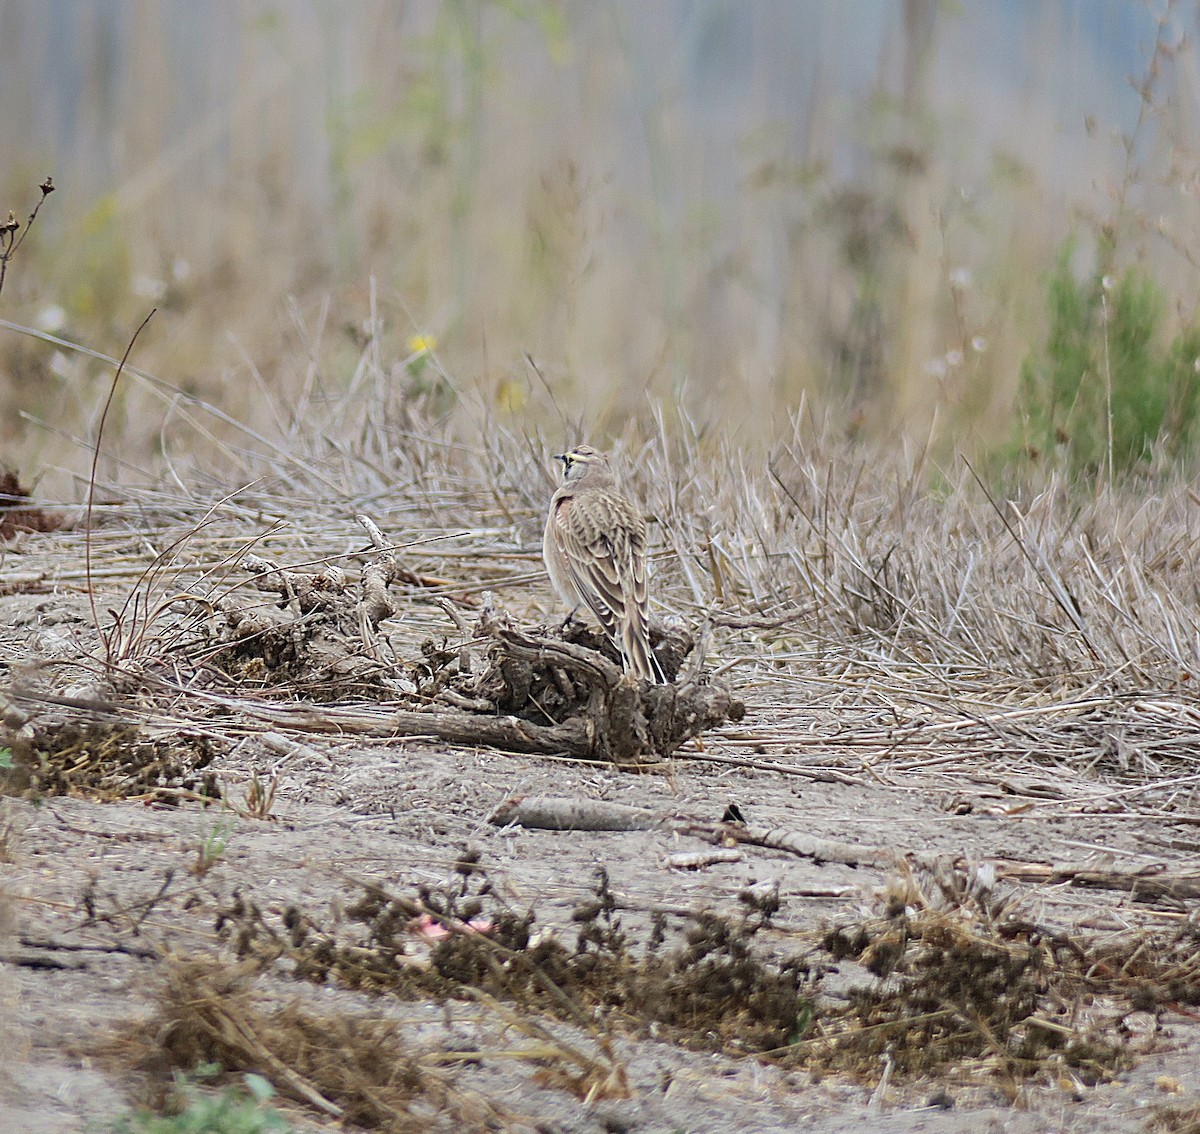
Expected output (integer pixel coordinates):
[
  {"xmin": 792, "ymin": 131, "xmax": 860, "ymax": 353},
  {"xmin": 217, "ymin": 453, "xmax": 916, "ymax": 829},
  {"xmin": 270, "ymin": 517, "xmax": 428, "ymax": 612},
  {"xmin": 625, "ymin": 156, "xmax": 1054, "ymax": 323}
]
[
  {"xmin": 801, "ymin": 864, "xmax": 1200, "ymax": 1094},
  {"xmin": 814, "ymin": 906, "xmax": 1131, "ymax": 1093},
  {"xmin": 120, "ymin": 957, "xmax": 503, "ymax": 1132},
  {"xmin": 2, "ymin": 720, "xmax": 224, "ymax": 805},
  {"xmin": 0, "ymin": 467, "xmax": 62, "ymax": 539},
  {"xmin": 215, "ymin": 861, "xmax": 814, "ymax": 1059},
  {"xmin": 1148, "ymin": 1101, "xmax": 1200, "ymax": 1132},
  {"xmin": 209, "ymin": 853, "xmax": 1200, "ymax": 1098}
]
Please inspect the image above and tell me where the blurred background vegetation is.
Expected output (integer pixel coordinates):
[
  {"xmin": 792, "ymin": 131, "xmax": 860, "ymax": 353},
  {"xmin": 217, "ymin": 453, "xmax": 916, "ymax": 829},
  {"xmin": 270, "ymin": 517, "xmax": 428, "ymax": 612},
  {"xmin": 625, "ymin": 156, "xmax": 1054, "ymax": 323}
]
[{"xmin": 2, "ymin": 0, "xmax": 1200, "ymax": 496}]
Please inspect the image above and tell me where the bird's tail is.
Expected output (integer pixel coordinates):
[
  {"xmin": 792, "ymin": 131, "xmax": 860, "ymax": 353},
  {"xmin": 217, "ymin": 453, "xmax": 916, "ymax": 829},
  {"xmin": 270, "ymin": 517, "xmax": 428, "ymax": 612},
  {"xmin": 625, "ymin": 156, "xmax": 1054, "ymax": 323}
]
[{"xmin": 621, "ymin": 611, "xmax": 665, "ymax": 684}]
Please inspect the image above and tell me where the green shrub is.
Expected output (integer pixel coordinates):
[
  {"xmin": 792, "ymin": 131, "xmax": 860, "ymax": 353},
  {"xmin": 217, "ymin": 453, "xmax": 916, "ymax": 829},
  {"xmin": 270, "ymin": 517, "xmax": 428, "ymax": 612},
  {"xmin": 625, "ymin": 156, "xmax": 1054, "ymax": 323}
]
[{"xmin": 1014, "ymin": 241, "xmax": 1200, "ymax": 475}]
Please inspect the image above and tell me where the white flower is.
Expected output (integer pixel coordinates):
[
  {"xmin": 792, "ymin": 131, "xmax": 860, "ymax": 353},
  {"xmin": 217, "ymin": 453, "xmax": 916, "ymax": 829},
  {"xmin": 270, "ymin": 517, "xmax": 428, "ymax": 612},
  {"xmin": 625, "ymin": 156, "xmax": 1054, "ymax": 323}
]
[
  {"xmin": 49, "ymin": 350, "xmax": 72, "ymax": 378},
  {"xmin": 35, "ymin": 304, "xmax": 66, "ymax": 332},
  {"xmin": 945, "ymin": 349, "xmax": 964, "ymax": 368},
  {"xmin": 171, "ymin": 258, "xmax": 191, "ymax": 283},
  {"xmin": 949, "ymin": 267, "xmax": 973, "ymax": 290},
  {"xmin": 923, "ymin": 357, "xmax": 949, "ymax": 379},
  {"xmin": 133, "ymin": 274, "xmax": 167, "ymax": 301},
  {"xmin": 1101, "ymin": 274, "xmax": 1115, "ymax": 292},
  {"xmin": 971, "ymin": 335, "xmax": 988, "ymax": 353}
]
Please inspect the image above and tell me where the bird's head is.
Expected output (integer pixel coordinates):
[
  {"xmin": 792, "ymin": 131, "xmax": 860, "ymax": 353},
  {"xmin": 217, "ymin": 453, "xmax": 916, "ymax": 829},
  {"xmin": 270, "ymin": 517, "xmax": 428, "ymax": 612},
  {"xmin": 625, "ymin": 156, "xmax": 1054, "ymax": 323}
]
[{"xmin": 554, "ymin": 444, "xmax": 614, "ymax": 486}]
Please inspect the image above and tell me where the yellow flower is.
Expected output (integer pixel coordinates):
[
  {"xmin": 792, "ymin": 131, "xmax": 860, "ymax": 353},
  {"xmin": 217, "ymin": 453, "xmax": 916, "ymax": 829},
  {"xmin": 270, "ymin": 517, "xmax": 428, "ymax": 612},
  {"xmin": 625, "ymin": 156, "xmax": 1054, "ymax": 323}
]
[
  {"xmin": 495, "ymin": 378, "xmax": 527, "ymax": 413},
  {"xmin": 407, "ymin": 334, "xmax": 437, "ymax": 354}
]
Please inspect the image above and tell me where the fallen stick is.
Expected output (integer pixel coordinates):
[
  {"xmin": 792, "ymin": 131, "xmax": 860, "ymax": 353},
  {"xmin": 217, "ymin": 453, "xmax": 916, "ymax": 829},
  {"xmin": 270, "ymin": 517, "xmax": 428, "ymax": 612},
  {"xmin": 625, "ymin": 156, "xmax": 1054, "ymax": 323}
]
[
  {"xmin": 666, "ymin": 849, "xmax": 743, "ymax": 870},
  {"xmin": 487, "ymin": 795, "xmax": 663, "ymax": 831},
  {"xmin": 17, "ymin": 934, "xmax": 159, "ymax": 960},
  {"xmin": 487, "ymin": 795, "xmax": 899, "ymax": 869},
  {"xmin": 0, "ymin": 952, "xmax": 88, "ymax": 971},
  {"xmin": 225, "ymin": 675, "xmax": 732, "ymax": 765},
  {"xmin": 992, "ymin": 859, "xmax": 1200, "ymax": 901},
  {"xmin": 705, "ymin": 823, "xmax": 900, "ymax": 869},
  {"xmin": 486, "ymin": 797, "xmax": 1200, "ymax": 901},
  {"xmin": 689, "ymin": 831, "xmax": 1200, "ymax": 894},
  {"xmin": 643, "ymin": 820, "xmax": 899, "ymax": 869},
  {"xmin": 246, "ymin": 703, "xmax": 607, "ymax": 760}
]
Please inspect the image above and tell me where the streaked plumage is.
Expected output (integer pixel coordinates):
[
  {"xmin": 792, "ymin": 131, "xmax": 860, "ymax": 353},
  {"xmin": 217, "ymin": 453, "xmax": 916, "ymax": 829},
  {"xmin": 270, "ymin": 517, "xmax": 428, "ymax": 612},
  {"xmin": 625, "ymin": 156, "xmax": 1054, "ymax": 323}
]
[{"xmin": 543, "ymin": 444, "xmax": 663, "ymax": 683}]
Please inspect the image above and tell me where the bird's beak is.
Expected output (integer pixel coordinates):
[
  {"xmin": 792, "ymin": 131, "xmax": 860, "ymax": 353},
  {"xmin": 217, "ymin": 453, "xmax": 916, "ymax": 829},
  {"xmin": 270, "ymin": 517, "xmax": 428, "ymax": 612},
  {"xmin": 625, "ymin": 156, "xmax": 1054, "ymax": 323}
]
[{"xmin": 553, "ymin": 453, "xmax": 567, "ymax": 465}]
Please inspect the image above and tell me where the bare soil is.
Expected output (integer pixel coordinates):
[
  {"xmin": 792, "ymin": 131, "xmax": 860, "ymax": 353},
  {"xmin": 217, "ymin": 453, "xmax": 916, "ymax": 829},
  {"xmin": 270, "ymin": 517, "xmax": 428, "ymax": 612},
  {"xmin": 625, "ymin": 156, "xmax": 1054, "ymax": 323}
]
[{"xmin": 3, "ymin": 525, "xmax": 1200, "ymax": 1134}]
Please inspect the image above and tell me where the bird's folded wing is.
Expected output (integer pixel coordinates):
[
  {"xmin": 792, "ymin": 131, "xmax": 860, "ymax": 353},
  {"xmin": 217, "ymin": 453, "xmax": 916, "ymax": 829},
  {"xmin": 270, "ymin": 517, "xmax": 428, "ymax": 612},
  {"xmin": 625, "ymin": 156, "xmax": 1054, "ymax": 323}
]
[
  {"xmin": 556, "ymin": 489, "xmax": 649, "ymax": 640},
  {"xmin": 563, "ymin": 534, "xmax": 626, "ymax": 639}
]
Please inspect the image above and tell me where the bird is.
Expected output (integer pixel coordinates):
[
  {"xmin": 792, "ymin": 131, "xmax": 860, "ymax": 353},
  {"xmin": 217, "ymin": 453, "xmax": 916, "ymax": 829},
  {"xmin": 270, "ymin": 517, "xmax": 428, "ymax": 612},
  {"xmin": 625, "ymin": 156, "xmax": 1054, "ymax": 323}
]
[{"xmin": 542, "ymin": 444, "xmax": 663, "ymax": 683}]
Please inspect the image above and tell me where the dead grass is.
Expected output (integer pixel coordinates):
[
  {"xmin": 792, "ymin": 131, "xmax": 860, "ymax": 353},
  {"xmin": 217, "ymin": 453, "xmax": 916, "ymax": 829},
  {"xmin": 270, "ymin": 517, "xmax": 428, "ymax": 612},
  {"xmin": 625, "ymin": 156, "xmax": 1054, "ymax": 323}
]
[
  {"xmin": 213, "ymin": 862, "xmax": 812, "ymax": 1061},
  {"xmin": 814, "ymin": 907, "xmax": 1131, "ymax": 1093},
  {"xmin": 6, "ymin": 6, "xmax": 1200, "ymax": 487},
  {"xmin": 78, "ymin": 390, "xmax": 1200, "ymax": 793},
  {"xmin": 2, "ymin": 720, "xmax": 224, "ymax": 805},
  {"xmin": 800, "ymin": 862, "xmax": 1200, "ymax": 1095},
  {"xmin": 1148, "ymin": 1102, "xmax": 1200, "ymax": 1132},
  {"xmin": 11, "ymin": 360, "xmax": 1200, "ymax": 810},
  {"xmin": 119, "ymin": 957, "xmax": 504, "ymax": 1132},
  {"xmin": 201, "ymin": 849, "xmax": 1199, "ymax": 1100},
  {"xmin": 5, "ymin": 16, "xmax": 1200, "ymax": 1130}
]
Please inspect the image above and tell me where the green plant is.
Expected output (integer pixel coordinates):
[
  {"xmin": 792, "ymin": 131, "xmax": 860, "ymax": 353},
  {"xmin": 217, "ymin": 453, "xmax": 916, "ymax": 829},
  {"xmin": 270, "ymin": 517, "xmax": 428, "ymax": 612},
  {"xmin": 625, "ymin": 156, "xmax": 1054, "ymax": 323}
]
[
  {"xmin": 0, "ymin": 747, "xmax": 12, "ymax": 770},
  {"xmin": 1013, "ymin": 241, "xmax": 1200, "ymax": 476},
  {"xmin": 111, "ymin": 1065, "xmax": 292, "ymax": 1133},
  {"xmin": 192, "ymin": 817, "xmax": 236, "ymax": 877}
]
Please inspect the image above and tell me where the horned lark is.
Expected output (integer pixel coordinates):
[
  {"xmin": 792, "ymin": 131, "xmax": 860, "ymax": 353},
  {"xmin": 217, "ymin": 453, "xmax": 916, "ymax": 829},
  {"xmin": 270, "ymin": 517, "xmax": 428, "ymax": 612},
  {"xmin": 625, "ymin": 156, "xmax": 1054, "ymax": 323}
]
[{"xmin": 543, "ymin": 444, "xmax": 663, "ymax": 683}]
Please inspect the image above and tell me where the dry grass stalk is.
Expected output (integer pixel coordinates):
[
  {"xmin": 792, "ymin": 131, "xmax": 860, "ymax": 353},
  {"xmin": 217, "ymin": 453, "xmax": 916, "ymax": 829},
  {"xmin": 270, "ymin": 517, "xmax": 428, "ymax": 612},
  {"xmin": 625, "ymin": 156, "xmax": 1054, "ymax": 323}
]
[
  {"xmin": 239, "ymin": 769, "xmax": 278, "ymax": 820},
  {"xmin": 15, "ymin": 386, "xmax": 1200, "ymax": 801},
  {"xmin": 123, "ymin": 957, "xmax": 504, "ymax": 1132}
]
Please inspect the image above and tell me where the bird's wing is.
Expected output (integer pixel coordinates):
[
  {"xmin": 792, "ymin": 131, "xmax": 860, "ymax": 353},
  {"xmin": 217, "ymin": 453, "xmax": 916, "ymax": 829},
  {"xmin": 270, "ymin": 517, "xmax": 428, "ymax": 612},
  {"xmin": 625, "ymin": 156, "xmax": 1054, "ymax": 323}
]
[{"xmin": 556, "ymin": 491, "xmax": 643, "ymax": 640}]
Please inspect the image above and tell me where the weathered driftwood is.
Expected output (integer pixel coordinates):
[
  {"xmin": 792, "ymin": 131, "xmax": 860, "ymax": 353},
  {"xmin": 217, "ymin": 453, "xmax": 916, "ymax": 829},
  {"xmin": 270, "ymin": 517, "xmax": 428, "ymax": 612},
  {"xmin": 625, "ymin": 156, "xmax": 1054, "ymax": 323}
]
[
  {"xmin": 705, "ymin": 823, "xmax": 899, "ymax": 869},
  {"xmin": 198, "ymin": 527, "xmax": 744, "ymax": 765},
  {"xmin": 486, "ymin": 794, "xmax": 896, "ymax": 868},
  {"xmin": 991, "ymin": 859, "xmax": 1200, "ymax": 902},
  {"xmin": 270, "ymin": 668, "xmax": 739, "ymax": 766},
  {"xmin": 487, "ymin": 795, "xmax": 662, "ymax": 831},
  {"xmin": 485, "ymin": 795, "xmax": 1200, "ymax": 903},
  {"xmin": 665, "ymin": 849, "xmax": 744, "ymax": 870},
  {"xmin": 462, "ymin": 612, "xmax": 744, "ymax": 764},
  {"xmin": 235, "ymin": 700, "xmax": 635, "ymax": 759}
]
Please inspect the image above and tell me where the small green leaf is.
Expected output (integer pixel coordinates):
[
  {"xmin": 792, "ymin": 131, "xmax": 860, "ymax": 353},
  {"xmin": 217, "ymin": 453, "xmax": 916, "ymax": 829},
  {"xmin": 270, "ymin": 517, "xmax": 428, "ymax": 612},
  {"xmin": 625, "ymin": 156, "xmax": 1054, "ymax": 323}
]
[{"xmin": 243, "ymin": 1072, "xmax": 276, "ymax": 1103}]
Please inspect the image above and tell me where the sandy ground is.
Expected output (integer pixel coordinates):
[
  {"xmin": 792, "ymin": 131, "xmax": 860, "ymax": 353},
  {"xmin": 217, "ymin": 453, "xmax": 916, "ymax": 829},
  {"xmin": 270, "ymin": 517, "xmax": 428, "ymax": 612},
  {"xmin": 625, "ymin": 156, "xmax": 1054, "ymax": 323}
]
[{"xmin": 2, "ymin": 531, "xmax": 1199, "ymax": 1133}]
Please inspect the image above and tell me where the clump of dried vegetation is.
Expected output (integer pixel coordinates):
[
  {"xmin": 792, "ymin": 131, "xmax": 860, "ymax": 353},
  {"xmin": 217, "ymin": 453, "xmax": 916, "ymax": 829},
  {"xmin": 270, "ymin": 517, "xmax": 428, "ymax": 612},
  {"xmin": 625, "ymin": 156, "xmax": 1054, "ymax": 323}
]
[
  {"xmin": 1, "ymin": 719, "xmax": 223, "ymax": 805},
  {"xmin": 181, "ymin": 527, "xmax": 741, "ymax": 764},
  {"xmin": 118, "ymin": 957, "xmax": 506, "ymax": 1131},
  {"xmin": 1150, "ymin": 1102, "xmax": 1200, "ymax": 1132},
  {"xmin": 7, "ymin": 285, "xmax": 1200, "ymax": 1120},
  {"xmin": 800, "ymin": 860, "xmax": 1200, "ymax": 1095},
  {"xmin": 214, "ymin": 857, "xmax": 810, "ymax": 1057},
  {"xmin": 98, "ymin": 847, "xmax": 1200, "ymax": 1127},
  {"xmin": 6, "ymin": 338, "xmax": 1200, "ymax": 1123}
]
